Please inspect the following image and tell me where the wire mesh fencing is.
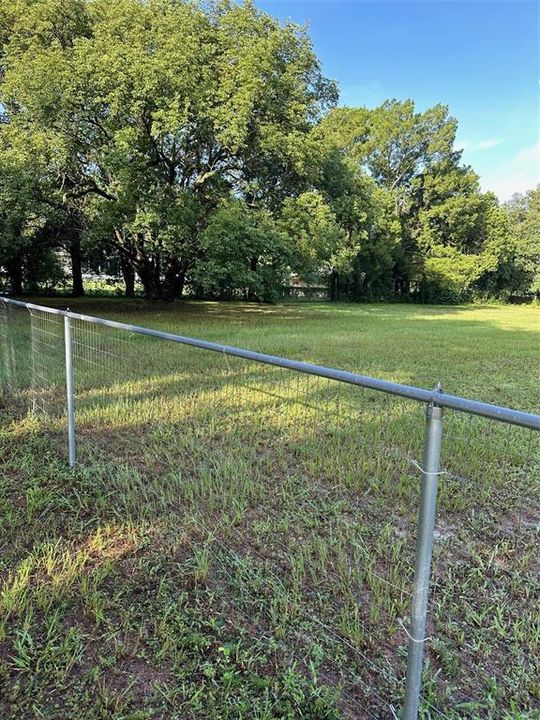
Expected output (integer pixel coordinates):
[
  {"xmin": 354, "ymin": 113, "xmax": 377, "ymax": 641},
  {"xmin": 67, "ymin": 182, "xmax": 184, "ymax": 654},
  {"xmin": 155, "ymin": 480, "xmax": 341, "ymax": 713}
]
[
  {"xmin": 0, "ymin": 298, "xmax": 30, "ymax": 404},
  {"xmin": 0, "ymin": 298, "xmax": 539, "ymax": 719},
  {"xmin": 65, "ymin": 314, "xmax": 430, "ymax": 717}
]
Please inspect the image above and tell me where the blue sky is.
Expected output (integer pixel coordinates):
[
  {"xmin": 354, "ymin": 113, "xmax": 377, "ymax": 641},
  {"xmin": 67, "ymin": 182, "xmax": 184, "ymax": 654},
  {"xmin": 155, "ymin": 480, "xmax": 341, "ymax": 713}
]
[{"xmin": 257, "ymin": 0, "xmax": 540, "ymax": 200}]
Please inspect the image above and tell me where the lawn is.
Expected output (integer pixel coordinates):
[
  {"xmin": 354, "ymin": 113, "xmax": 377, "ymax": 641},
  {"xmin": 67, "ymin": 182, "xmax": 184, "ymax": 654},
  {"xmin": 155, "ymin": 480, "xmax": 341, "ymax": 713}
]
[{"xmin": 0, "ymin": 299, "xmax": 539, "ymax": 720}]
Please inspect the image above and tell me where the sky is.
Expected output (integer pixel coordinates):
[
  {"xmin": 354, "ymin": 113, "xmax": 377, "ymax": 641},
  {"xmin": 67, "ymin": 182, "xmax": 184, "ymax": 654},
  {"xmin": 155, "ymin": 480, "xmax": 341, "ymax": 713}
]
[{"xmin": 256, "ymin": 0, "xmax": 540, "ymax": 201}]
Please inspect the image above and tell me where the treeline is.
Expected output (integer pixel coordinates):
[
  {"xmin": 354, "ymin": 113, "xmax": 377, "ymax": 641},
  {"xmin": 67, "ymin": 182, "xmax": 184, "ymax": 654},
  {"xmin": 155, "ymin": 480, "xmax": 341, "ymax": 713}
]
[{"xmin": 0, "ymin": 0, "xmax": 538, "ymax": 303}]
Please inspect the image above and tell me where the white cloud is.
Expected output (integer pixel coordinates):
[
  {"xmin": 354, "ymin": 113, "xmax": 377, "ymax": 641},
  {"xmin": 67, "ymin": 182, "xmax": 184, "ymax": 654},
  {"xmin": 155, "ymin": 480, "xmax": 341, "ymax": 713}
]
[
  {"xmin": 457, "ymin": 137, "xmax": 504, "ymax": 152},
  {"xmin": 475, "ymin": 138, "xmax": 504, "ymax": 151},
  {"xmin": 480, "ymin": 142, "xmax": 540, "ymax": 201},
  {"xmin": 513, "ymin": 142, "xmax": 540, "ymax": 166}
]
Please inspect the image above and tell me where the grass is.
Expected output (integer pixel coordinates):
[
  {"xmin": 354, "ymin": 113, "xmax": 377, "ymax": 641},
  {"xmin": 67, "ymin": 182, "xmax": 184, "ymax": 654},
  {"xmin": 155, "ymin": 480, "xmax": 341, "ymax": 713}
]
[{"xmin": 0, "ymin": 299, "xmax": 539, "ymax": 719}]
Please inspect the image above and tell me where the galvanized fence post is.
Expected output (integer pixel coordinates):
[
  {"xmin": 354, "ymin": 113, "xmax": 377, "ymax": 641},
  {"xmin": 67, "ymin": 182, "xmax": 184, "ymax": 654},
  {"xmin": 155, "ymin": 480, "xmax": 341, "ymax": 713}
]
[
  {"xmin": 30, "ymin": 309, "xmax": 38, "ymax": 414},
  {"xmin": 403, "ymin": 397, "xmax": 444, "ymax": 720},
  {"xmin": 64, "ymin": 313, "xmax": 77, "ymax": 468}
]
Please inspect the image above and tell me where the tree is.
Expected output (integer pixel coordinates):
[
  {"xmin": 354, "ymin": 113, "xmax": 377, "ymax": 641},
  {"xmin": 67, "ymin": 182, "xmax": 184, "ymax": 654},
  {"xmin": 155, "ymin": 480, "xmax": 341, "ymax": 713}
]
[
  {"xmin": 366, "ymin": 101, "xmax": 460, "ymax": 202},
  {"xmin": 191, "ymin": 199, "xmax": 289, "ymax": 302},
  {"xmin": 0, "ymin": 0, "xmax": 93, "ymax": 295},
  {"xmin": 411, "ymin": 166, "xmax": 521, "ymax": 302},
  {"xmin": 314, "ymin": 103, "xmax": 441, "ymax": 298},
  {"xmin": 0, "ymin": 0, "xmax": 336, "ymax": 299},
  {"xmin": 317, "ymin": 101, "xmax": 460, "ymax": 209},
  {"xmin": 505, "ymin": 187, "xmax": 540, "ymax": 297},
  {"xmin": 0, "ymin": 124, "xmax": 64, "ymax": 293},
  {"xmin": 410, "ymin": 163, "xmax": 485, "ymax": 253},
  {"xmin": 279, "ymin": 191, "xmax": 344, "ymax": 280},
  {"xmin": 0, "ymin": 1, "xmax": 534, "ymax": 305}
]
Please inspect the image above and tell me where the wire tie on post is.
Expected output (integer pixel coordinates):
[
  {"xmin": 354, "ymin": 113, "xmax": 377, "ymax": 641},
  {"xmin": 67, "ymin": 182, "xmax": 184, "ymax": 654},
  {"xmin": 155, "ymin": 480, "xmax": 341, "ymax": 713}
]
[
  {"xmin": 399, "ymin": 618, "xmax": 432, "ymax": 644},
  {"xmin": 430, "ymin": 381, "xmax": 442, "ymax": 407},
  {"xmin": 410, "ymin": 458, "xmax": 446, "ymax": 477}
]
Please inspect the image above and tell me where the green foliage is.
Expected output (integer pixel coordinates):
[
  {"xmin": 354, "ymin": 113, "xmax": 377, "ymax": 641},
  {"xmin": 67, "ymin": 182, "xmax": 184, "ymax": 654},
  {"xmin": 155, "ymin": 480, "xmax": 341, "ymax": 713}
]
[
  {"xmin": 191, "ymin": 200, "xmax": 289, "ymax": 302},
  {"xmin": 280, "ymin": 191, "xmax": 343, "ymax": 277},
  {"xmin": 411, "ymin": 164, "xmax": 485, "ymax": 253},
  {"xmin": 314, "ymin": 101, "xmax": 493, "ymax": 300},
  {"xmin": 505, "ymin": 187, "xmax": 540, "ymax": 296},
  {"xmin": 366, "ymin": 100, "xmax": 459, "ymax": 199},
  {"xmin": 344, "ymin": 187, "xmax": 403, "ymax": 300},
  {"xmin": 0, "ymin": 0, "xmax": 335, "ymax": 299},
  {"xmin": 0, "ymin": 0, "xmax": 536, "ymax": 303},
  {"xmin": 0, "ymin": 126, "xmax": 64, "ymax": 292},
  {"xmin": 418, "ymin": 248, "xmax": 484, "ymax": 303},
  {"xmin": 318, "ymin": 101, "xmax": 460, "ymax": 201}
]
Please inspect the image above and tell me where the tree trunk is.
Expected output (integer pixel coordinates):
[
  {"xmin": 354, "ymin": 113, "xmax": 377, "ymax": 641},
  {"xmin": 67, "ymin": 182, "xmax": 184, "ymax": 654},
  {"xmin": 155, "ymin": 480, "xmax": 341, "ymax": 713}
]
[
  {"xmin": 330, "ymin": 269, "xmax": 339, "ymax": 302},
  {"xmin": 120, "ymin": 255, "xmax": 135, "ymax": 298},
  {"xmin": 7, "ymin": 258, "xmax": 23, "ymax": 294},
  {"xmin": 70, "ymin": 236, "xmax": 84, "ymax": 297},
  {"xmin": 163, "ymin": 258, "xmax": 186, "ymax": 301},
  {"xmin": 137, "ymin": 259, "xmax": 163, "ymax": 300}
]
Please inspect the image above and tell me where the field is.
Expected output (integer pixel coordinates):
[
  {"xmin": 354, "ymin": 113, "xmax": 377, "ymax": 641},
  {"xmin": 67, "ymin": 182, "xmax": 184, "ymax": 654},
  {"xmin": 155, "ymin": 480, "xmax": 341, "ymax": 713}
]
[{"xmin": 0, "ymin": 299, "xmax": 539, "ymax": 720}]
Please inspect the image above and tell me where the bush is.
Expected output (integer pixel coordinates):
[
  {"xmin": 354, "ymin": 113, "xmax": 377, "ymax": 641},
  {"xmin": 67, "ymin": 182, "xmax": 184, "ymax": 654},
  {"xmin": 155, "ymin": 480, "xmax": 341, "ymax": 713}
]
[
  {"xmin": 190, "ymin": 202, "xmax": 290, "ymax": 303},
  {"xmin": 416, "ymin": 247, "xmax": 485, "ymax": 304}
]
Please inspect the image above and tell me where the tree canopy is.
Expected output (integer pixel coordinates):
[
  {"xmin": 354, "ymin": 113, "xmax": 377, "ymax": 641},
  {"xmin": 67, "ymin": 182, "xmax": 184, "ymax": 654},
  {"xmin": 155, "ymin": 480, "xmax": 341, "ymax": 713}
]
[{"xmin": 0, "ymin": 0, "xmax": 537, "ymax": 302}]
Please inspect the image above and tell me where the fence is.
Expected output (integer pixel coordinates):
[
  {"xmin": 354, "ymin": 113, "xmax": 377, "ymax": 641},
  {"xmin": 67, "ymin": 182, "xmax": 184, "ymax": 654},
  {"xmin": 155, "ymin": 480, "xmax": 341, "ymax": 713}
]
[{"xmin": 1, "ymin": 296, "xmax": 539, "ymax": 719}]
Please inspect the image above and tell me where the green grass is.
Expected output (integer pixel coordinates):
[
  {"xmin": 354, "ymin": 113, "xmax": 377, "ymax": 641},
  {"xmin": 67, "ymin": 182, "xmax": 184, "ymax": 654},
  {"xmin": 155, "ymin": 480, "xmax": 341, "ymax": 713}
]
[{"xmin": 0, "ymin": 299, "xmax": 539, "ymax": 719}]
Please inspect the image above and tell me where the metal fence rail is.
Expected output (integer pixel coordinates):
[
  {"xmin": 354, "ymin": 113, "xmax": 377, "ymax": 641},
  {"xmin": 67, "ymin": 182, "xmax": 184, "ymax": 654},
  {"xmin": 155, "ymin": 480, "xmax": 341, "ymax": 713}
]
[
  {"xmin": 1, "ymin": 295, "xmax": 539, "ymax": 719},
  {"xmin": 3, "ymin": 297, "xmax": 539, "ymax": 431}
]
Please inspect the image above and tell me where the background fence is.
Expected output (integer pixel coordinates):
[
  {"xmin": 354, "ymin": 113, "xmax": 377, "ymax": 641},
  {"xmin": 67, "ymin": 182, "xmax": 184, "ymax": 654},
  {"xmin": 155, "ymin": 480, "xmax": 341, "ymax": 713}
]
[{"xmin": 1, "ymin": 296, "xmax": 539, "ymax": 719}]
